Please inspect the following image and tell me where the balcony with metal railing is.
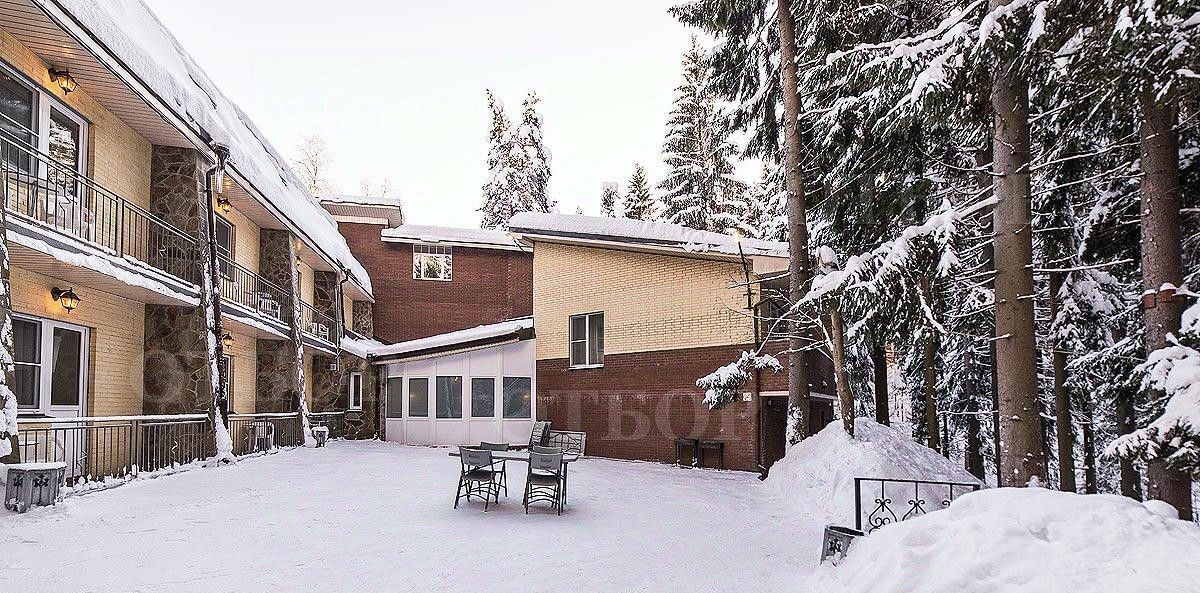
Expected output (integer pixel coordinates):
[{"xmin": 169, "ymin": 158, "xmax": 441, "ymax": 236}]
[
  {"xmin": 217, "ymin": 254, "xmax": 292, "ymax": 328},
  {"xmin": 0, "ymin": 126, "xmax": 199, "ymax": 287},
  {"xmin": 299, "ymin": 299, "xmax": 338, "ymax": 346}
]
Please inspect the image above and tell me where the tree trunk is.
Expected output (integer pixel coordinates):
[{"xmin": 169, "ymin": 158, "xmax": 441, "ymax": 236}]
[
  {"xmin": 1081, "ymin": 397, "xmax": 1098, "ymax": 494},
  {"xmin": 920, "ymin": 276, "xmax": 940, "ymax": 452},
  {"xmin": 829, "ymin": 309, "xmax": 854, "ymax": 437},
  {"xmin": 202, "ymin": 153, "xmax": 234, "ymax": 461},
  {"xmin": 966, "ymin": 398, "xmax": 986, "ymax": 479},
  {"xmin": 1048, "ymin": 272, "xmax": 1077, "ymax": 492},
  {"xmin": 1138, "ymin": 92, "xmax": 1191, "ymax": 519},
  {"xmin": 872, "ymin": 345, "xmax": 889, "ymax": 425},
  {"xmin": 777, "ymin": 0, "xmax": 812, "ymax": 445},
  {"xmin": 975, "ymin": 141, "xmax": 1000, "ymax": 479},
  {"xmin": 0, "ymin": 200, "xmax": 18, "ymax": 464},
  {"xmin": 989, "ymin": 10, "xmax": 1045, "ymax": 486}
]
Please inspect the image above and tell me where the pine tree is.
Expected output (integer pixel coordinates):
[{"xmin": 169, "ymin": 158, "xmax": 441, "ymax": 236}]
[
  {"xmin": 623, "ymin": 163, "xmax": 656, "ymax": 221},
  {"xmin": 480, "ymin": 90, "xmax": 518, "ymax": 229},
  {"xmin": 516, "ymin": 92, "xmax": 555, "ymax": 214},
  {"xmin": 601, "ymin": 182, "xmax": 620, "ymax": 217},
  {"xmin": 657, "ymin": 37, "xmax": 747, "ymax": 234},
  {"xmin": 480, "ymin": 90, "xmax": 556, "ymax": 228}
]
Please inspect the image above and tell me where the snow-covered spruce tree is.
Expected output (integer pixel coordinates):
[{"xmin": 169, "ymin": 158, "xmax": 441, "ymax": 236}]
[
  {"xmin": 601, "ymin": 182, "xmax": 620, "ymax": 217},
  {"xmin": 657, "ymin": 37, "xmax": 748, "ymax": 234},
  {"xmin": 515, "ymin": 92, "xmax": 555, "ymax": 214},
  {"xmin": 623, "ymin": 163, "xmax": 656, "ymax": 221},
  {"xmin": 480, "ymin": 90, "xmax": 519, "ymax": 229}
]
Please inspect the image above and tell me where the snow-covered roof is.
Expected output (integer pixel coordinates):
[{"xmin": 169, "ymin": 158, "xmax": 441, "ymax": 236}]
[
  {"xmin": 370, "ymin": 317, "xmax": 534, "ymax": 360},
  {"xmin": 380, "ymin": 224, "xmax": 524, "ymax": 251},
  {"xmin": 341, "ymin": 334, "xmax": 387, "ymax": 359},
  {"xmin": 507, "ymin": 213, "xmax": 789, "ymax": 258},
  {"xmin": 55, "ymin": 0, "xmax": 372, "ymax": 295},
  {"xmin": 319, "ymin": 194, "xmax": 403, "ymax": 209}
]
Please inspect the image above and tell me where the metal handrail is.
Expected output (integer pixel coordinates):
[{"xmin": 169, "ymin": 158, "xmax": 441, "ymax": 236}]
[
  {"xmin": 299, "ymin": 299, "xmax": 338, "ymax": 343},
  {"xmin": 217, "ymin": 254, "xmax": 292, "ymax": 325},
  {"xmin": 853, "ymin": 477, "xmax": 982, "ymax": 532},
  {"xmin": 0, "ymin": 126, "xmax": 199, "ymax": 285}
]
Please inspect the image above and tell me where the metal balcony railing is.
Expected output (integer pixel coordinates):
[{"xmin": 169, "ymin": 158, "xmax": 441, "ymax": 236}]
[
  {"xmin": 0, "ymin": 127, "xmax": 199, "ymax": 285},
  {"xmin": 217, "ymin": 254, "xmax": 292, "ymax": 326},
  {"xmin": 299, "ymin": 299, "xmax": 338, "ymax": 344}
]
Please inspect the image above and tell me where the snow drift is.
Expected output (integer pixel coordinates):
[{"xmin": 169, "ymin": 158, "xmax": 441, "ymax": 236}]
[
  {"xmin": 810, "ymin": 487, "xmax": 1200, "ymax": 593},
  {"xmin": 768, "ymin": 418, "xmax": 981, "ymax": 526}
]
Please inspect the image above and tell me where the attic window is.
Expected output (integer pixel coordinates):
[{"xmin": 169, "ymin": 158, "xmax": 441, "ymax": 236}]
[{"xmin": 413, "ymin": 244, "xmax": 452, "ymax": 281}]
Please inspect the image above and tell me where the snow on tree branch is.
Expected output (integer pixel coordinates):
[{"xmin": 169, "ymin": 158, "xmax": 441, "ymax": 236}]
[{"xmin": 697, "ymin": 351, "xmax": 781, "ymax": 410}]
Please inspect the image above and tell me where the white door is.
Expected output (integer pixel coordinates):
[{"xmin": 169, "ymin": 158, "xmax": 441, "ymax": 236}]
[{"xmin": 13, "ymin": 314, "xmax": 88, "ymax": 476}]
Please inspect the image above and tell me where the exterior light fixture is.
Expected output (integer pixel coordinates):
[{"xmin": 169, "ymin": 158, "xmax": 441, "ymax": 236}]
[
  {"xmin": 48, "ymin": 68, "xmax": 77, "ymax": 94},
  {"xmin": 50, "ymin": 287, "xmax": 80, "ymax": 312},
  {"xmin": 216, "ymin": 195, "xmax": 232, "ymax": 214},
  {"xmin": 221, "ymin": 332, "xmax": 234, "ymax": 349}
]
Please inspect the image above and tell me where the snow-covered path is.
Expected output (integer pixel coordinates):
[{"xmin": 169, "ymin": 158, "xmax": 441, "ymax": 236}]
[{"xmin": 2, "ymin": 440, "xmax": 820, "ymax": 593}]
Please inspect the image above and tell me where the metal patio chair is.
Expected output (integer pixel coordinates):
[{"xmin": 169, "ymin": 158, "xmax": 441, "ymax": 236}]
[
  {"xmin": 455, "ymin": 446, "xmax": 502, "ymax": 511},
  {"xmin": 528, "ymin": 421, "xmax": 550, "ymax": 449},
  {"xmin": 523, "ymin": 450, "xmax": 565, "ymax": 515},
  {"xmin": 478, "ymin": 442, "xmax": 511, "ymax": 496}
]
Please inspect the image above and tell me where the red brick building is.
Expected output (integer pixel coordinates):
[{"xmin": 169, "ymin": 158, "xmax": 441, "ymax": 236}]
[
  {"xmin": 508, "ymin": 213, "xmax": 836, "ymax": 473},
  {"xmin": 321, "ymin": 196, "xmax": 533, "ymax": 344}
]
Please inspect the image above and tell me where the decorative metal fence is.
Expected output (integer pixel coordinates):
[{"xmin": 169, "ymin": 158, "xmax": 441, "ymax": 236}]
[
  {"xmin": 14, "ymin": 414, "xmax": 213, "ymax": 483},
  {"xmin": 854, "ymin": 477, "xmax": 982, "ymax": 533},
  {"xmin": 227, "ymin": 412, "xmax": 306, "ymax": 456},
  {"xmin": 217, "ymin": 254, "xmax": 291, "ymax": 326},
  {"xmin": 299, "ymin": 300, "xmax": 338, "ymax": 344},
  {"xmin": 547, "ymin": 430, "xmax": 587, "ymax": 456},
  {"xmin": 309, "ymin": 411, "xmax": 347, "ymax": 439},
  {"xmin": 0, "ymin": 125, "xmax": 199, "ymax": 285}
]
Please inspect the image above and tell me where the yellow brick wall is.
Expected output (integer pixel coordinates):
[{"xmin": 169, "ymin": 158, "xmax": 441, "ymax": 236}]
[
  {"xmin": 226, "ymin": 330, "xmax": 257, "ymax": 414},
  {"xmin": 9, "ymin": 265, "xmax": 145, "ymax": 416},
  {"xmin": 216, "ymin": 203, "xmax": 260, "ymax": 275},
  {"xmin": 298, "ymin": 261, "xmax": 315, "ymax": 307},
  {"xmin": 532, "ymin": 242, "xmax": 755, "ymax": 360},
  {"xmin": 0, "ymin": 27, "xmax": 151, "ymax": 208},
  {"xmin": 342, "ymin": 293, "xmax": 353, "ymax": 329}
]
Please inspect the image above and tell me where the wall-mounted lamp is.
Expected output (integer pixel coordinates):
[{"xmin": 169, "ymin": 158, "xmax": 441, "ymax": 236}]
[
  {"xmin": 216, "ymin": 195, "xmax": 232, "ymax": 214},
  {"xmin": 50, "ymin": 287, "xmax": 80, "ymax": 312},
  {"xmin": 48, "ymin": 68, "xmax": 77, "ymax": 94},
  {"xmin": 220, "ymin": 332, "xmax": 234, "ymax": 349}
]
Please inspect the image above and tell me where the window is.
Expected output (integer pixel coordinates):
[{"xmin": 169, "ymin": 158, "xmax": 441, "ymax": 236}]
[
  {"xmin": 435, "ymin": 376, "xmax": 463, "ymax": 419},
  {"xmin": 214, "ymin": 215, "xmax": 234, "ymax": 275},
  {"xmin": 569, "ymin": 312, "xmax": 604, "ymax": 368},
  {"xmin": 13, "ymin": 314, "xmax": 87, "ymax": 414},
  {"xmin": 471, "ymin": 378, "xmax": 495, "ymax": 418},
  {"xmin": 348, "ymin": 372, "xmax": 363, "ymax": 411},
  {"xmin": 408, "ymin": 377, "xmax": 429, "ymax": 417},
  {"xmin": 386, "ymin": 377, "xmax": 403, "ymax": 418},
  {"xmin": 503, "ymin": 377, "xmax": 532, "ymax": 419},
  {"xmin": 220, "ymin": 355, "xmax": 233, "ymax": 403},
  {"xmin": 413, "ymin": 244, "xmax": 452, "ymax": 281},
  {"xmin": 0, "ymin": 61, "xmax": 87, "ymax": 176}
]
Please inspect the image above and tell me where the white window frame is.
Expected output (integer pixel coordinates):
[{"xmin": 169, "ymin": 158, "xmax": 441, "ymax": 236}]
[
  {"xmin": 0, "ymin": 59, "xmax": 88, "ymax": 176},
  {"xmin": 13, "ymin": 313, "xmax": 89, "ymax": 416},
  {"xmin": 568, "ymin": 312, "xmax": 604, "ymax": 369},
  {"xmin": 348, "ymin": 371, "xmax": 363, "ymax": 411},
  {"xmin": 412, "ymin": 244, "xmax": 452, "ymax": 281}
]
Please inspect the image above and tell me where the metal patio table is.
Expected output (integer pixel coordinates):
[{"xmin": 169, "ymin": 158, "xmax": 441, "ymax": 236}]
[{"xmin": 450, "ymin": 449, "xmax": 580, "ymax": 509}]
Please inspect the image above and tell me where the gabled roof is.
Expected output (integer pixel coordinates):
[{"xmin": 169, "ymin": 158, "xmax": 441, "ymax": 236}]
[
  {"xmin": 49, "ymin": 0, "xmax": 372, "ymax": 295},
  {"xmin": 507, "ymin": 212, "xmax": 788, "ymax": 258},
  {"xmin": 370, "ymin": 317, "xmax": 534, "ymax": 362},
  {"xmin": 380, "ymin": 224, "xmax": 525, "ymax": 251}
]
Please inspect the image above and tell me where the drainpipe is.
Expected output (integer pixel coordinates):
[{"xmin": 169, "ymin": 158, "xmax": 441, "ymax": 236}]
[
  {"xmin": 736, "ymin": 242, "xmax": 766, "ymax": 478},
  {"xmin": 203, "ymin": 144, "xmax": 230, "ymax": 426},
  {"xmin": 336, "ymin": 268, "xmax": 350, "ymax": 399}
]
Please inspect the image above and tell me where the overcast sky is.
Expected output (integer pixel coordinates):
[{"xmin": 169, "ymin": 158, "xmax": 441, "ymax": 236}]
[{"xmin": 142, "ymin": 0, "xmax": 700, "ymax": 228}]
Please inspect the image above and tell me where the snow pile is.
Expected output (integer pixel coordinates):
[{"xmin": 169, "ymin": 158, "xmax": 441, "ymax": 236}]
[
  {"xmin": 810, "ymin": 488, "xmax": 1200, "ymax": 593},
  {"xmin": 508, "ymin": 212, "xmax": 788, "ymax": 257},
  {"xmin": 768, "ymin": 418, "xmax": 980, "ymax": 525},
  {"xmin": 56, "ymin": 0, "xmax": 371, "ymax": 294},
  {"xmin": 380, "ymin": 224, "xmax": 521, "ymax": 249},
  {"xmin": 371, "ymin": 317, "xmax": 533, "ymax": 358}
]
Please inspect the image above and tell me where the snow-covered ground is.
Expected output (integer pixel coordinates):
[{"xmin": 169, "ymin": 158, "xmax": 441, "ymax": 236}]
[{"xmin": 1, "ymin": 441, "xmax": 821, "ymax": 593}]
